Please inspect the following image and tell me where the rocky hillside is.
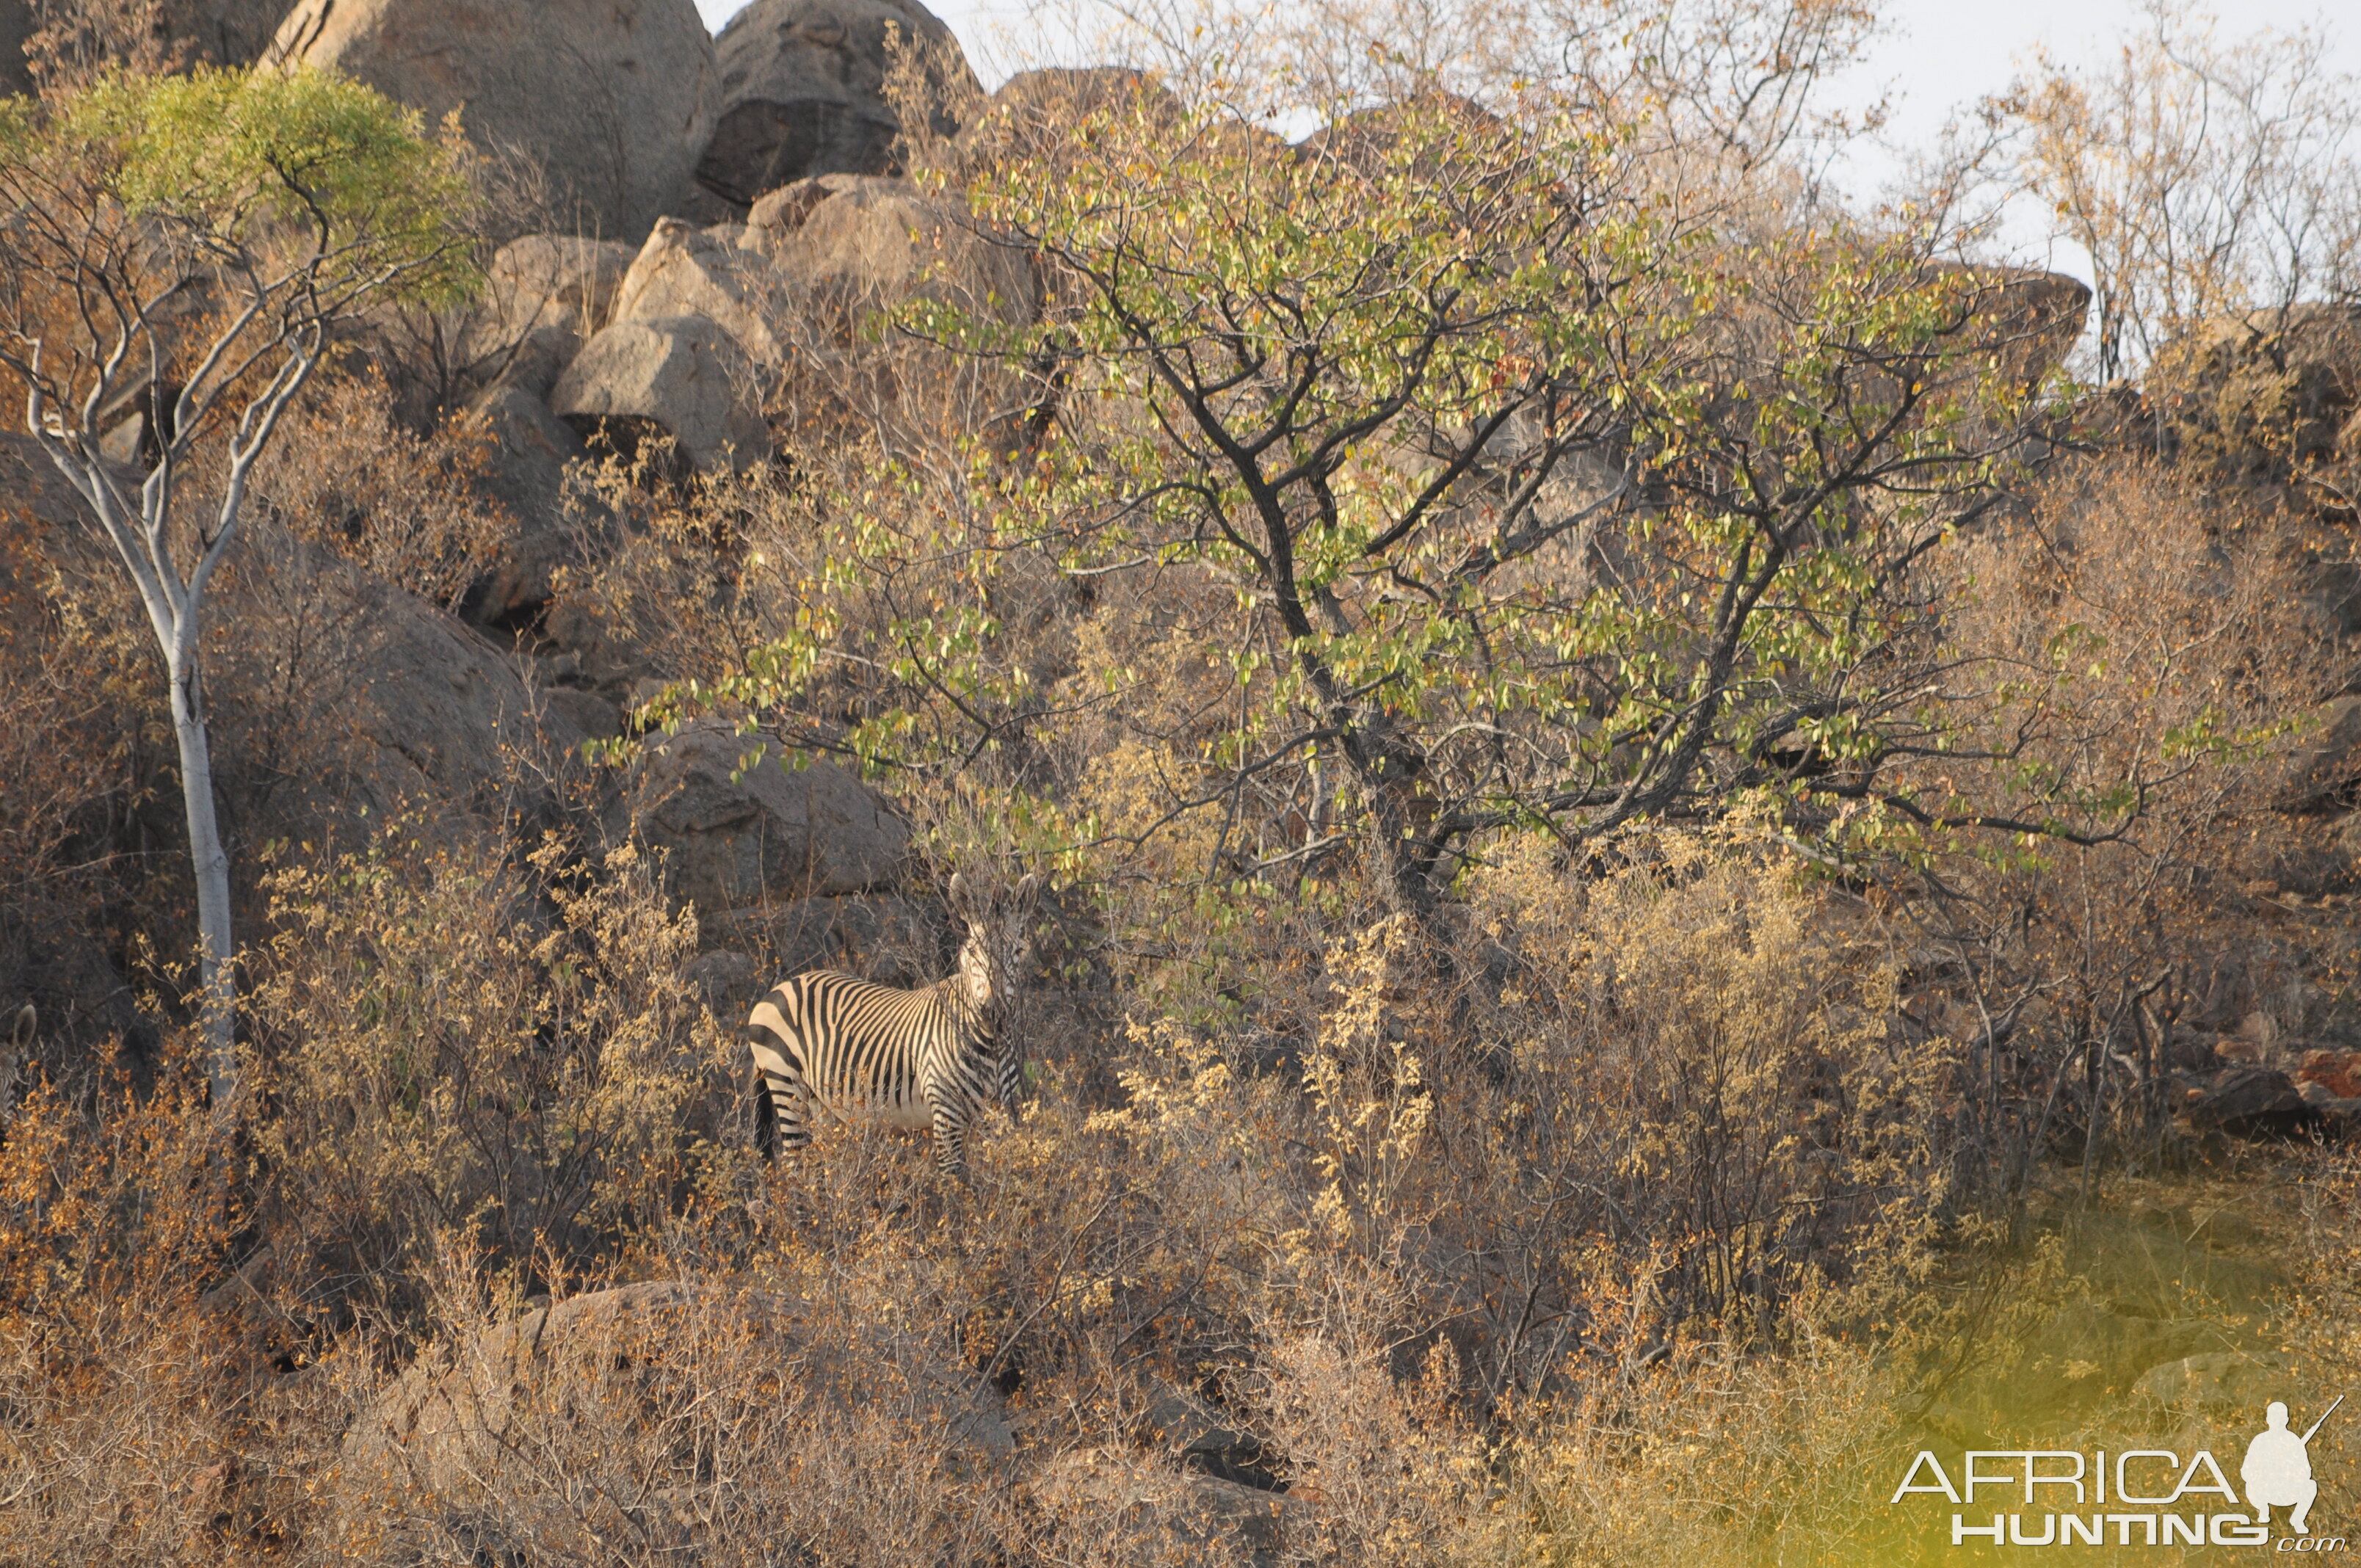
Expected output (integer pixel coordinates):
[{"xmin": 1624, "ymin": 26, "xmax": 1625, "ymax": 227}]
[{"xmin": 6, "ymin": 5, "xmax": 2361, "ymax": 1566}]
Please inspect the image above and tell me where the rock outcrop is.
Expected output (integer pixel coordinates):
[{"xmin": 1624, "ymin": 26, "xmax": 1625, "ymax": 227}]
[
  {"xmin": 268, "ymin": 0, "xmax": 716, "ymax": 243},
  {"xmin": 0, "ymin": 0, "xmax": 293, "ymax": 84},
  {"xmin": 697, "ymin": 0, "xmax": 977, "ymax": 208},
  {"xmin": 609, "ymin": 720, "xmax": 909, "ymax": 916},
  {"xmin": 457, "ymin": 324, "xmax": 595, "ymax": 628},
  {"xmin": 551, "ymin": 313, "xmax": 771, "ymax": 473},
  {"xmin": 165, "ymin": 0, "xmax": 294, "ymax": 63},
  {"xmin": 612, "ymin": 216, "xmax": 806, "ymax": 363},
  {"xmin": 1948, "ymin": 265, "xmax": 2092, "ymax": 385},
  {"xmin": 214, "ymin": 534, "xmax": 593, "ymax": 832},
  {"xmin": 2177, "ymin": 1064, "xmax": 2315, "ymax": 1139},
  {"xmin": 482, "ymin": 233, "xmax": 638, "ymax": 342},
  {"xmin": 714, "ymin": 891, "xmax": 938, "ymax": 981},
  {"xmin": 0, "ymin": 4, "xmax": 33, "ymax": 95},
  {"xmin": 979, "ymin": 65, "xmax": 1175, "ymax": 131},
  {"xmin": 759, "ymin": 173, "xmax": 1034, "ymax": 324},
  {"xmin": 2151, "ymin": 303, "xmax": 2361, "ymax": 517}
]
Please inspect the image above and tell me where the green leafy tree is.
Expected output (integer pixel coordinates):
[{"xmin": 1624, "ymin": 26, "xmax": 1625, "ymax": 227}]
[
  {"xmin": 699, "ymin": 92, "xmax": 2066, "ymax": 912},
  {"xmin": 0, "ymin": 67, "xmax": 476, "ymax": 1099}
]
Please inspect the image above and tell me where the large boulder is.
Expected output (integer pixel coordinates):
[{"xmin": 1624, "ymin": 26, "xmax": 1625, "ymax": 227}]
[
  {"xmin": 482, "ymin": 233, "xmax": 637, "ymax": 342},
  {"xmin": 2151, "ymin": 304, "xmax": 2361, "ymax": 512},
  {"xmin": 612, "ymin": 719, "xmax": 908, "ymax": 915},
  {"xmin": 757, "ymin": 173, "xmax": 1034, "ymax": 324},
  {"xmin": 551, "ymin": 313, "xmax": 772, "ymax": 473},
  {"xmin": 2295, "ymin": 1048, "xmax": 2361, "ymax": 1099},
  {"xmin": 1297, "ymin": 91, "xmax": 1511, "ymax": 178},
  {"xmin": 696, "ymin": 0, "xmax": 978, "ymax": 209},
  {"xmin": 213, "ymin": 532, "xmax": 593, "ymax": 833},
  {"xmin": 0, "ymin": 0, "xmax": 291, "ymax": 83},
  {"xmin": 2177, "ymin": 1064, "xmax": 2316, "ymax": 1139},
  {"xmin": 456, "ymin": 324, "xmax": 595, "ymax": 628},
  {"xmin": 612, "ymin": 216, "xmax": 806, "ymax": 364},
  {"xmin": 0, "ymin": 4, "xmax": 32, "ymax": 95},
  {"xmin": 932, "ymin": 66, "xmax": 1182, "ymax": 181},
  {"xmin": 977, "ymin": 65, "xmax": 1175, "ymax": 130},
  {"xmin": 1946, "ymin": 265, "xmax": 2090, "ymax": 385},
  {"xmin": 164, "ymin": 0, "xmax": 295, "ymax": 63},
  {"xmin": 742, "ymin": 174, "xmax": 1035, "ymax": 447},
  {"xmin": 709, "ymin": 891, "xmax": 939, "ymax": 982},
  {"xmin": 267, "ymin": 0, "xmax": 716, "ymax": 243}
]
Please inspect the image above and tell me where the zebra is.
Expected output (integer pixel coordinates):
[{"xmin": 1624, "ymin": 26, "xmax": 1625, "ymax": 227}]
[{"xmin": 744, "ymin": 873, "xmax": 1039, "ymax": 1181}]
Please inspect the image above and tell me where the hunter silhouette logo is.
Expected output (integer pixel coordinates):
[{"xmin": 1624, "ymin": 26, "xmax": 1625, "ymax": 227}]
[
  {"xmin": 2246, "ymin": 1395, "xmax": 2340, "ymax": 1535},
  {"xmin": 1887, "ymin": 1391, "xmax": 2347, "ymax": 1547}
]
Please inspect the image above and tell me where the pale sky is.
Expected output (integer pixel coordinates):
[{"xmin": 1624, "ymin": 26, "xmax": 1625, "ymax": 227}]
[
  {"xmin": 692, "ymin": 0, "xmax": 2361, "ymax": 99},
  {"xmin": 693, "ymin": 0, "xmax": 2361, "ymax": 283}
]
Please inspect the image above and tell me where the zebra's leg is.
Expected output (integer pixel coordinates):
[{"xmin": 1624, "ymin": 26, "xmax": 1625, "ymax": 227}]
[
  {"xmin": 929, "ymin": 1095, "xmax": 971, "ymax": 1184},
  {"xmin": 995, "ymin": 1048, "xmax": 1023, "ymax": 1119},
  {"xmin": 752, "ymin": 1070, "xmax": 778, "ymax": 1159},
  {"xmin": 747, "ymin": 1036, "xmax": 812, "ymax": 1165}
]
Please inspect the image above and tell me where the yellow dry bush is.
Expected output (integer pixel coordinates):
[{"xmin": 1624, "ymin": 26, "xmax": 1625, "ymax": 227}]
[
  {"xmin": 250, "ymin": 374, "xmax": 511, "ymax": 611},
  {"xmin": 1462, "ymin": 826, "xmax": 1957, "ymax": 1337},
  {"xmin": 244, "ymin": 826, "xmax": 738, "ymax": 1315},
  {"xmin": 0, "ymin": 1042, "xmax": 338, "ymax": 1564},
  {"xmin": 1492, "ymin": 1324, "xmax": 1914, "ymax": 1567},
  {"xmin": 1078, "ymin": 736, "xmax": 1231, "ymax": 882}
]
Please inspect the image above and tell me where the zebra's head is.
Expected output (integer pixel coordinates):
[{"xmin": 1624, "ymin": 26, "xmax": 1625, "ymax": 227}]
[{"xmin": 948, "ymin": 871, "xmax": 1040, "ymax": 1020}]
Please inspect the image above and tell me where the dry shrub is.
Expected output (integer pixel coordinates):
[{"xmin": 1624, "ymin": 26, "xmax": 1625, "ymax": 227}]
[
  {"xmin": 0, "ymin": 509, "xmax": 153, "ymax": 1010},
  {"xmin": 248, "ymin": 374, "xmax": 510, "ymax": 611},
  {"xmin": 244, "ymin": 829, "xmax": 736, "ymax": 1324},
  {"xmin": 324, "ymin": 1274, "xmax": 1018, "ymax": 1567},
  {"xmin": 0, "ymin": 1042, "xmax": 338, "ymax": 1564},
  {"xmin": 0, "ymin": 493, "xmax": 188, "ymax": 1065},
  {"xmin": 656, "ymin": 830, "xmax": 1940, "ymax": 1566},
  {"xmin": 1940, "ymin": 454, "xmax": 2329, "ymax": 840},
  {"xmin": 1491, "ymin": 1323, "xmax": 1914, "ymax": 1566},
  {"xmin": 1252, "ymin": 1323, "xmax": 1485, "ymax": 1566},
  {"xmin": 548, "ymin": 453, "xmax": 772, "ymax": 698},
  {"xmin": 1457, "ymin": 827, "xmax": 1955, "ymax": 1340},
  {"xmin": 1902, "ymin": 452, "xmax": 2356, "ymax": 1172},
  {"xmin": 0, "ymin": 360, "xmax": 518, "ymax": 1061},
  {"xmin": 21, "ymin": 0, "xmax": 175, "ymax": 88}
]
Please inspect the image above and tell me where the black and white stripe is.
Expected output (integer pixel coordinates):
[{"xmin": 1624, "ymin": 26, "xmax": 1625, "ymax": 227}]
[{"xmin": 744, "ymin": 874, "xmax": 1037, "ymax": 1180}]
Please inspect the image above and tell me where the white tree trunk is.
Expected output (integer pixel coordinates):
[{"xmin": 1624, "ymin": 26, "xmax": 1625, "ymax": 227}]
[
  {"xmin": 23, "ymin": 311, "xmax": 318, "ymax": 1122},
  {"xmin": 167, "ymin": 648, "xmax": 236, "ymax": 1103}
]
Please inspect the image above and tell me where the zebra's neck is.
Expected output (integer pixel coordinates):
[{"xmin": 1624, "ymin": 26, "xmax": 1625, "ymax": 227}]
[{"xmin": 934, "ymin": 975, "xmax": 999, "ymax": 1041}]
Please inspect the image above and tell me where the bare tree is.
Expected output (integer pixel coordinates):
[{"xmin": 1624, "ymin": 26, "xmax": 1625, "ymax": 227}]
[
  {"xmin": 0, "ymin": 68, "xmax": 475, "ymax": 1099},
  {"xmin": 2010, "ymin": 0, "xmax": 2361, "ymax": 380}
]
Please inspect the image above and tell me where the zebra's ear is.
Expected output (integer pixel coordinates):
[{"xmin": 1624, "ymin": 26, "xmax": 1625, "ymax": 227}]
[
  {"xmin": 946, "ymin": 872, "xmax": 970, "ymax": 919},
  {"xmin": 9, "ymin": 1005, "xmax": 31, "ymax": 1053},
  {"xmin": 1015, "ymin": 873, "xmax": 1040, "ymax": 908}
]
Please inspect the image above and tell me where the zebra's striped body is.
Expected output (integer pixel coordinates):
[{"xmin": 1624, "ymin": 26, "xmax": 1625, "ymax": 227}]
[{"xmin": 745, "ymin": 874, "xmax": 1035, "ymax": 1180}]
